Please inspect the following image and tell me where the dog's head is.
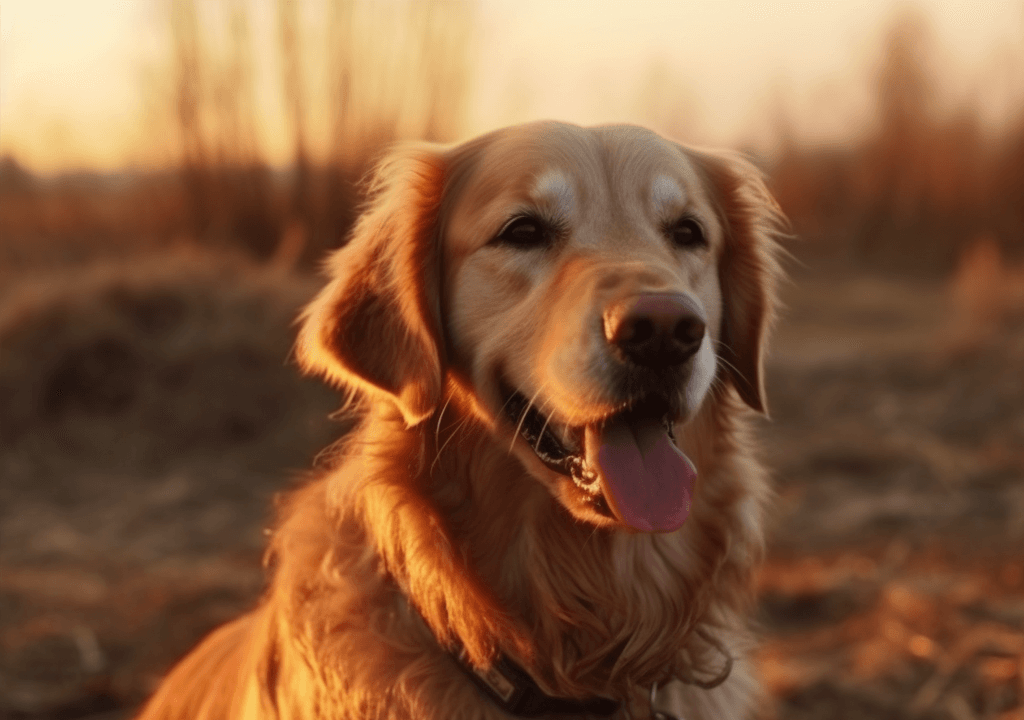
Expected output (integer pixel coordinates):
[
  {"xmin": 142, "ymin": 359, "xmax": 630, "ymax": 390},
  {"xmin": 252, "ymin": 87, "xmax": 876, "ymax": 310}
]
[{"xmin": 298, "ymin": 121, "xmax": 783, "ymax": 534}]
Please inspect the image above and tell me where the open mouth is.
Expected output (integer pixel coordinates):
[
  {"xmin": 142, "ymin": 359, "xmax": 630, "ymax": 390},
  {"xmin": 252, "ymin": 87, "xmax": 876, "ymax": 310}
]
[{"xmin": 502, "ymin": 384, "xmax": 696, "ymax": 533}]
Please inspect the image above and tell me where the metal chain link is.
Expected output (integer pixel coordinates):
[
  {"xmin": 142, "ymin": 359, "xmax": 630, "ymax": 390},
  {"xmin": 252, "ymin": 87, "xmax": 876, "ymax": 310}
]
[{"xmin": 649, "ymin": 681, "xmax": 685, "ymax": 720}]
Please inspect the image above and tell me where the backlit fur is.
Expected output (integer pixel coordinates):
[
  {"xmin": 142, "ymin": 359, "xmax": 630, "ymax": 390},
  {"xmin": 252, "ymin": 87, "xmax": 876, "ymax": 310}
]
[{"xmin": 137, "ymin": 121, "xmax": 785, "ymax": 720}]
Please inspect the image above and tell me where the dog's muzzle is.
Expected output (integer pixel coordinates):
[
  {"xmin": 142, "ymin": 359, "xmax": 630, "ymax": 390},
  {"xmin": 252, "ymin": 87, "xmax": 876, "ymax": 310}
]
[{"xmin": 503, "ymin": 292, "xmax": 707, "ymax": 533}]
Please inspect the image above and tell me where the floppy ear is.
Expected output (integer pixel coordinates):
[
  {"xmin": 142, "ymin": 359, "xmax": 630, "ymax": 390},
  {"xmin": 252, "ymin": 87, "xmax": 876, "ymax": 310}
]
[
  {"xmin": 697, "ymin": 151, "xmax": 785, "ymax": 415},
  {"xmin": 296, "ymin": 145, "xmax": 446, "ymax": 427}
]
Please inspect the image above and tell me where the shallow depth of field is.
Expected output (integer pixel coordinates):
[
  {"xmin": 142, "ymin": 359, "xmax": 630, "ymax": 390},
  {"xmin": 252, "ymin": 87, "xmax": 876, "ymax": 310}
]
[{"xmin": 2, "ymin": 3, "xmax": 1023, "ymax": 719}]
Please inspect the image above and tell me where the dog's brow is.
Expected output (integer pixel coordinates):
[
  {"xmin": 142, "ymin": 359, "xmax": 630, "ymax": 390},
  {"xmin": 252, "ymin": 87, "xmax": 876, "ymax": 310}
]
[
  {"xmin": 532, "ymin": 171, "xmax": 575, "ymax": 217},
  {"xmin": 651, "ymin": 175, "xmax": 683, "ymax": 217}
]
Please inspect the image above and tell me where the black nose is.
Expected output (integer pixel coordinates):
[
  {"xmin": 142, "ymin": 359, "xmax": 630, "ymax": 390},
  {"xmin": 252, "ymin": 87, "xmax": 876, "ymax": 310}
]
[{"xmin": 604, "ymin": 293, "xmax": 707, "ymax": 368}]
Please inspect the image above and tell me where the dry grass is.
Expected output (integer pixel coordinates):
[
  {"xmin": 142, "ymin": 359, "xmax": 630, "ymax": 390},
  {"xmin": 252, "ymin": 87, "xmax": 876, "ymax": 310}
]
[
  {"xmin": 757, "ymin": 271, "xmax": 1024, "ymax": 719},
  {"xmin": 757, "ymin": 549, "xmax": 1024, "ymax": 720},
  {"xmin": 768, "ymin": 8, "xmax": 1024, "ymax": 276},
  {"xmin": 0, "ymin": 251, "xmax": 349, "ymax": 715},
  {"xmin": 0, "ymin": 254, "xmax": 1022, "ymax": 719},
  {"xmin": 946, "ymin": 235, "xmax": 1024, "ymax": 349}
]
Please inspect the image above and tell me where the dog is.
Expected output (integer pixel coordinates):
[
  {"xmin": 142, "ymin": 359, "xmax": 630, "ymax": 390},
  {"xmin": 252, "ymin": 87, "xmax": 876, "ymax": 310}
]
[{"xmin": 137, "ymin": 121, "xmax": 784, "ymax": 720}]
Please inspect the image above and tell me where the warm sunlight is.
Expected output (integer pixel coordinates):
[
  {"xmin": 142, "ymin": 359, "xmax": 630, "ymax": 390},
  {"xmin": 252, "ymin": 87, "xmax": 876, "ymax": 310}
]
[
  {"xmin": 3, "ymin": 3, "xmax": 1024, "ymax": 718},
  {"xmin": 2, "ymin": 0, "xmax": 1022, "ymax": 174}
]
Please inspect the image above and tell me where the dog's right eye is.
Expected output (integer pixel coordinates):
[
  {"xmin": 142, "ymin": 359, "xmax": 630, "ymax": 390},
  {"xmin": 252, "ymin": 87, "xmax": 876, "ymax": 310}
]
[
  {"xmin": 493, "ymin": 216, "xmax": 551, "ymax": 249},
  {"xmin": 667, "ymin": 217, "xmax": 707, "ymax": 250}
]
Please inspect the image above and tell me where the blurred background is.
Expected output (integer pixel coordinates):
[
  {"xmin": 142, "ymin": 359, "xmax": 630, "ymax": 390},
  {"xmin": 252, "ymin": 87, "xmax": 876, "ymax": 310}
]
[{"xmin": 1, "ymin": 1, "xmax": 1023, "ymax": 718}]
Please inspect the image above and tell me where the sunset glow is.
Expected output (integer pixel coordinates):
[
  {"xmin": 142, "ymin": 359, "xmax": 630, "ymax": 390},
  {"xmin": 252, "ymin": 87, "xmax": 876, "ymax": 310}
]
[{"xmin": 1, "ymin": 0, "xmax": 1023, "ymax": 174}]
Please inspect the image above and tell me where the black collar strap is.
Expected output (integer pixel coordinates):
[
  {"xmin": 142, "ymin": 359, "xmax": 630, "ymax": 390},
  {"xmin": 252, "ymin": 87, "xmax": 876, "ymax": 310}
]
[{"xmin": 455, "ymin": 647, "xmax": 620, "ymax": 717}]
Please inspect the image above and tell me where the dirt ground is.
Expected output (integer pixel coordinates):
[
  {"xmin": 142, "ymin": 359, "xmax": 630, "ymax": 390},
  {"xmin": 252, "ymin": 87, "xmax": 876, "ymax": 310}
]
[{"xmin": 1, "ymin": 252, "xmax": 1021, "ymax": 720}]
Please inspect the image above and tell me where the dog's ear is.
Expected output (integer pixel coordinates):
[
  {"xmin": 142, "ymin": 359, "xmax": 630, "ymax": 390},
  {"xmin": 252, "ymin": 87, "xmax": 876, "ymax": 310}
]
[
  {"xmin": 296, "ymin": 145, "xmax": 446, "ymax": 427},
  {"xmin": 696, "ymin": 150, "xmax": 785, "ymax": 415}
]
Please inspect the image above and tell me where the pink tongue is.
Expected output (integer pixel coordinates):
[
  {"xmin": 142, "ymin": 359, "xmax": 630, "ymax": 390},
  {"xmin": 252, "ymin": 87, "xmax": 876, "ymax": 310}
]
[{"xmin": 585, "ymin": 419, "xmax": 695, "ymax": 533}]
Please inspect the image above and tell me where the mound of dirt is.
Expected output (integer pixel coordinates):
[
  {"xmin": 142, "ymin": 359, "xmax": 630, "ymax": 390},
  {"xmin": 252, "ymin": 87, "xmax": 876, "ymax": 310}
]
[{"xmin": 0, "ymin": 252, "xmax": 342, "ymax": 716}]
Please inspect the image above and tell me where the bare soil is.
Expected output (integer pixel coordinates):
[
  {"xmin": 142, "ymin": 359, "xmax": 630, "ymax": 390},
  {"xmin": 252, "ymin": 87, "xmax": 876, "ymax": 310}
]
[{"xmin": 1, "ymin": 255, "xmax": 1021, "ymax": 719}]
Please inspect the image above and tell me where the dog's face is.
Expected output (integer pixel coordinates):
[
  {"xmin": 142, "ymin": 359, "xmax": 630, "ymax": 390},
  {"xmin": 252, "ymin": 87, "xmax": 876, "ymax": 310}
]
[
  {"xmin": 298, "ymin": 121, "xmax": 781, "ymax": 535},
  {"xmin": 443, "ymin": 123, "xmax": 731, "ymax": 532}
]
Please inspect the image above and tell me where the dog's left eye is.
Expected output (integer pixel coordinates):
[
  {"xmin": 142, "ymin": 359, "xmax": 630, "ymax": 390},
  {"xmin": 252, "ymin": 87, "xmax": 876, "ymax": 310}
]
[
  {"xmin": 667, "ymin": 218, "xmax": 707, "ymax": 249},
  {"xmin": 493, "ymin": 216, "xmax": 552, "ymax": 249}
]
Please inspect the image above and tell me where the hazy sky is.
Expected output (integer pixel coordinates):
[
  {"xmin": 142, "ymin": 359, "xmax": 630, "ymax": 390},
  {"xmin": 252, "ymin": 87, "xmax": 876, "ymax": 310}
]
[{"xmin": 2, "ymin": 0, "xmax": 1022, "ymax": 174}]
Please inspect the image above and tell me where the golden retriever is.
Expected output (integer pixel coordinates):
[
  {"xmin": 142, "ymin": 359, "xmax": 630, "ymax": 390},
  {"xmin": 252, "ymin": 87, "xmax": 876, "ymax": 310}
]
[{"xmin": 137, "ymin": 121, "xmax": 783, "ymax": 720}]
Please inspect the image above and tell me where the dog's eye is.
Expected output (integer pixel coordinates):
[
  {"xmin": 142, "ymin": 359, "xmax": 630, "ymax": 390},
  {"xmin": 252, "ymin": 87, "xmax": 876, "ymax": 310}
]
[
  {"xmin": 667, "ymin": 218, "xmax": 706, "ymax": 249},
  {"xmin": 494, "ymin": 216, "xmax": 551, "ymax": 249}
]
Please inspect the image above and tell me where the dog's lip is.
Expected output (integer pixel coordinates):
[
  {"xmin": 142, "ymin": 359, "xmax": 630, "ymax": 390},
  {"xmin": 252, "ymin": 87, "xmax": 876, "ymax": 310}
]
[
  {"xmin": 499, "ymin": 381, "xmax": 582, "ymax": 471},
  {"xmin": 498, "ymin": 379, "xmax": 680, "ymax": 501}
]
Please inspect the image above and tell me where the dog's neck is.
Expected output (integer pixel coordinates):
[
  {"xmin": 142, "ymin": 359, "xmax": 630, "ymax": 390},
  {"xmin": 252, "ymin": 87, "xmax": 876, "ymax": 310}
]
[{"xmin": 346, "ymin": 388, "xmax": 759, "ymax": 701}]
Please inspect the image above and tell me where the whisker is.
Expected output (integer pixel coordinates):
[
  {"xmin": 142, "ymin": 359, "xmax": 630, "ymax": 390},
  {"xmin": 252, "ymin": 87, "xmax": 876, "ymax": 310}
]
[
  {"xmin": 434, "ymin": 392, "xmax": 454, "ymax": 445},
  {"xmin": 533, "ymin": 392, "xmax": 558, "ymax": 453},
  {"xmin": 711, "ymin": 342, "xmax": 743, "ymax": 379},
  {"xmin": 509, "ymin": 384, "xmax": 546, "ymax": 455},
  {"xmin": 496, "ymin": 387, "xmax": 519, "ymax": 418},
  {"xmin": 429, "ymin": 390, "xmax": 455, "ymax": 476},
  {"xmin": 432, "ymin": 411, "xmax": 477, "ymax": 476}
]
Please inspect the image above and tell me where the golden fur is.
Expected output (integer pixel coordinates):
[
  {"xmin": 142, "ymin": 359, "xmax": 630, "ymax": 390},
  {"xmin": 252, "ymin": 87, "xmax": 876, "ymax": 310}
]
[{"xmin": 137, "ymin": 121, "xmax": 784, "ymax": 719}]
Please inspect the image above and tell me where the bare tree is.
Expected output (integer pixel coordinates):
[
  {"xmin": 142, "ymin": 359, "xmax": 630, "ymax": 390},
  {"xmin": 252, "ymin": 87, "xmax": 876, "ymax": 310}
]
[
  {"xmin": 169, "ymin": 0, "xmax": 473, "ymax": 262},
  {"xmin": 170, "ymin": 0, "xmax": 210, "ymax": 239}
]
